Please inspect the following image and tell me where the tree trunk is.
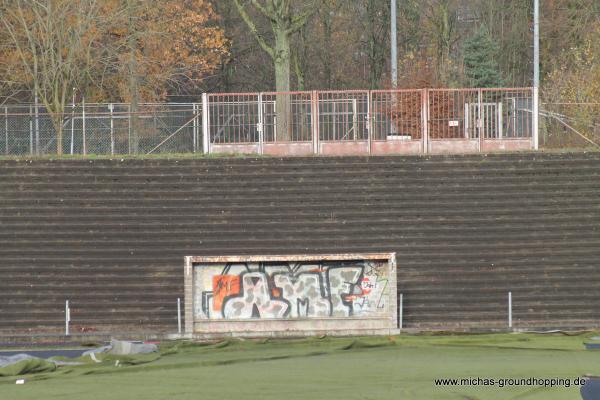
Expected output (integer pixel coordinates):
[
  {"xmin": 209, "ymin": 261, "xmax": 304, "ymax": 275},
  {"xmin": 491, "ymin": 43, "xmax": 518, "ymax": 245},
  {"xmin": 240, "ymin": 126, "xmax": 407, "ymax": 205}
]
[
  {"xmin": 274, "ymin": 28, "xmax": 292, "ymax": 142},
  {"xmin": 322, "ymin": 5, "xmax": 333, "ymax": 89},
  {"xmin": 53, "ymin": 115, "xmax": 63, "ymax": 155}
]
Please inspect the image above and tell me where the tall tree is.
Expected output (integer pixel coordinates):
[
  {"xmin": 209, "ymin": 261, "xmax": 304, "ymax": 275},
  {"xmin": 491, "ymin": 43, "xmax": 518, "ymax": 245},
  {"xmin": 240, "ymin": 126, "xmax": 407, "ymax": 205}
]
[
  {"xmin": 1, "ymin": 0, "xmax": 107, "ymax": 154},
  {"xmin": 463, "ymin": 26, "xmax": 504, "ymax": 87},
  {"xmin": 94, "ymin": 0, "xmax": 228, "ymax": 102},
  {"xmin": 345, "ymin": 0, "xmax": 390, "ymax": 89},
  {"xmin": 232, "ymin": 0, "xmax": 320, "ymax": 140}
]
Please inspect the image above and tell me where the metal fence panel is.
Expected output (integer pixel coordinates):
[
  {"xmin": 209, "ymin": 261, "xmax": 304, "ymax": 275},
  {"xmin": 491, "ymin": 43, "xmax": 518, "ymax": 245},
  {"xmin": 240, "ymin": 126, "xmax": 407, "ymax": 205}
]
[
  {"xmin": 0, "ymin": 103, "xmax": 200, "ymax": 156},
  {"xmin": 318, "ymin": 91, "xmax": 369, "ymax": 141},
  {"xmin": 371, "ymin": 90, "xmax": 423, "ymax": 141},
  {"xmin": 0, "ymin": 88, "xmax": 534, "ymax": 156}
]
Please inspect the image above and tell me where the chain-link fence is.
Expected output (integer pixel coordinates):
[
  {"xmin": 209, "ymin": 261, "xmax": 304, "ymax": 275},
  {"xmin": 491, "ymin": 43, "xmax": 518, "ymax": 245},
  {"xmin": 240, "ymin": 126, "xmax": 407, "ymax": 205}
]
[
  {"xmin": 0, "ymin": 89, "xmax": 546, "ymax": 157},
  {"xmin": 540, "ymin": 102, "xmax": 600, "ymax": 149},
  {"xmin": 0, "ymin": 103, "xmax": 202, "ymax": 156}
]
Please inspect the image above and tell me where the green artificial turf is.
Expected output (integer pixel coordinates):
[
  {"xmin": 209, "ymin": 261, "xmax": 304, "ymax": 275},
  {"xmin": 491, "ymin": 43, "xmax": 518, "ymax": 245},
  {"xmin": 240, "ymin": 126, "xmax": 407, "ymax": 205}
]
[{"xmin": 0, "ymin": 333, "xmax": 598, "ymax": 400}]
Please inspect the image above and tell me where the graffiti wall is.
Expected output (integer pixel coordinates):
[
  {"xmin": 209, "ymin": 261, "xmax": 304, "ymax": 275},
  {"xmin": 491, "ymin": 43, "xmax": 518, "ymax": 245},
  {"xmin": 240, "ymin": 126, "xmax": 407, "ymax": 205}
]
[{"xmin": 192, "ymin": 260, "xmax": 391, "ymax": 320}]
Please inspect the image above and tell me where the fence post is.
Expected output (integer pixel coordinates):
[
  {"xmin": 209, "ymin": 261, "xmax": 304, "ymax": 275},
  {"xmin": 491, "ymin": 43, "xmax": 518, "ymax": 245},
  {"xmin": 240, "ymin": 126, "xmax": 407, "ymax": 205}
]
[
  {"xmin": 477, "ymin": 89, "xmax": 483, "ymax": 152},
  {"xmin": 65, "ymin": 300, "xmax": 70, "ymax": 336},
  {"xmin": 532, "ymin": 87, "xmax": 539, "ymax": 150},
  {"xmin": 311, "ymin": 90, "xmax": 319, "ymax": 154},
  {"xmin": 82, "ymin": 97, "xmax": 87, "ymax": 155},
  {"xmin": 192, "ymin": 103, "xmax": 197, "ymax": 153},
  {"xmin": 177, "ymin": 297, "xmax": 182, "ymax": 334},
  {"xmin": 367, "ymin": 90, "xmax": 372, "ymax": 154},
  {"xmin": 109, "ymin": 104, "xmax": 115, "ymax": 155},
  {"xmin": 399, "ymin": 292, "xmax": 403, "ymax": 331},
  {"xmin": 508, "ymin": 291, "xmax": 513, "ymax": 330},
  {"xmin": 128, "ymin": 104, "xmax": 132, "ymax": 155},
  {"xmin": 202, "ymin": 93, "xmax": 209, "ymax": 154},
  {"xmin": 29, "ymin": 105, "xmax": 33, "ymax": 155},
  {"xmin": 4, "ymin": 106, "xmax": 7, "ymax": 155},
  {"xmin": 421, "ymin": 89, "xmax": 429, "ymax": 154},
  {"xmin": 70, "ymin": 100, "xmax": 75, "ymax": 155},
  {"xmin": 258, "ymin": 92, "xmax": 264, "ymax": 155},
  {"xmin": 34, "ymin": 93, "xmax": 40, "ymax": 156}
]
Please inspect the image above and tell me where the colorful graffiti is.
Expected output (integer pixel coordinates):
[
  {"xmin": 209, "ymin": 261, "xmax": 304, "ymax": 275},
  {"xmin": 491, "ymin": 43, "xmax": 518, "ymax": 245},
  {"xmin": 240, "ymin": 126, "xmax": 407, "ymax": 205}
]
[{"xmin": 194, "ymin": 261, "xmax": 390, "ymax": 320}]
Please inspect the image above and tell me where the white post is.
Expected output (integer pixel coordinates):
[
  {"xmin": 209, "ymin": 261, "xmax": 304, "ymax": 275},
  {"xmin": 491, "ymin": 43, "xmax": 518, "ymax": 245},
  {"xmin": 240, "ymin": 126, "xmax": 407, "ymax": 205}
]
[
  {"xmin": 498, "ymin": 102, "xmax": 503, "ymax": 139},
  {"xmin": 4, "ymin": 106, "xmax": 7, "ymax": 155},
  {"xmin": 34, "ymin": 93, "xmax": 40, "ymax": 155},
  {"xmin": 508, "ymin": 291, "xmax": 513, "ymax": 329},
  {"xmin": 192, "ymin": 103, "xmax": 197, "ymax": 153},
  {"xmin": 533, "ymin": 0, "xmax": 540, "ymax": 149},
  {"xmin": 70, "ymin": 93, "xmax": 75, "ymax": 155},
  {"xmin": 399, "ymin": 292, "xmax": 403, "ymax": 330},
  {"xmin": 29, "ymin": 105, "xmax": 33, "ymax": 155},
  {"xmin": 65, "ymin": 300, "xmax": 70, "ymax": 336},
  {"xmin": 202, "ymin": 93, "xmax": 209, "ymax": 154},
  {"xmin": 366, "ymin": 92, "xmax": 371, "ymax": 154},
  {"xmin": 421, "ymin": 89, "xmax": 429, "ymax": 154},
  {"xmin": 177, "ymin": 297, "xmax": 182, "ymax": 334},
  {"xmin": 128, "ymin": 104, "xmax": 132, "ymax": 154},
  {"xmin": 477, "ymin": 89, "xmax": 483, "ymax": 152},
  {"xmin": 311, "ymin": 91, "xmax": 319, "ymax": 154},
  {"xmin": 109, "ymin": 104, "xmax": 115, "ymax": 155},
  {"xmin": 258, "ymin": 93, "xmax": 264, "ymax": 154},
  {"xmin": 464, "ymin": 103, "xmax": 470, "ymax": 138},
  {"xmin": 82, "ymin": 97, "xmax": 87, "ymax": 155}
]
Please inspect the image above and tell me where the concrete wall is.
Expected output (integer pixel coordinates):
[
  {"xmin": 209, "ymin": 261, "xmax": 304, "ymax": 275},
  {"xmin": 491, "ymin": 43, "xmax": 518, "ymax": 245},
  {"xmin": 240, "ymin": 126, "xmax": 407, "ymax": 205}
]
[{"xmin": 185, "ymin": 254, "xmax": 397, "ymax": 337}]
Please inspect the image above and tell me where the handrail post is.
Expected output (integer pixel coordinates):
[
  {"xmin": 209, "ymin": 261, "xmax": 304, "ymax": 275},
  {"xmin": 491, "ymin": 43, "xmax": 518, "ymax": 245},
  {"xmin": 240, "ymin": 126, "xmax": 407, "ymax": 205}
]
[{"xmin": 202, "ymin": 93, "xmax": 209, "ymax": 154}]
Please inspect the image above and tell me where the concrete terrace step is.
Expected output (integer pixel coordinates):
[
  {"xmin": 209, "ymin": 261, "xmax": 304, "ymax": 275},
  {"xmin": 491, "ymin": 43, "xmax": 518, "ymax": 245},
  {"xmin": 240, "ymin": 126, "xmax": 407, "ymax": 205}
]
[
  {"xmin": 3, "ymin": 164, "xmax": 600, "ymax": 180},
  {"xmin": 3, "ymin": 175, "xmax": 600, "ymax": 188},
  {"xmin": 1, "ymin": 230, "xmax": 597, "ymax": 247},
  {"xmin": 3, "ymin": 194, "xmax": 599, "ymax": 209},
  {"xmin": 1, "ymin": 153, "xmax": 600, "ymax": 334}
]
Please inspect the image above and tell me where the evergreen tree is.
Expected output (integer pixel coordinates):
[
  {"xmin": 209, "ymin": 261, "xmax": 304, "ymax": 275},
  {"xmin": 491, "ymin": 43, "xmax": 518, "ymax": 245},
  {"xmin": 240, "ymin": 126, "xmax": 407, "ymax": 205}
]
[{"xmin": 463, "ymin": 27, "xmax": 504, "ymax": 87}]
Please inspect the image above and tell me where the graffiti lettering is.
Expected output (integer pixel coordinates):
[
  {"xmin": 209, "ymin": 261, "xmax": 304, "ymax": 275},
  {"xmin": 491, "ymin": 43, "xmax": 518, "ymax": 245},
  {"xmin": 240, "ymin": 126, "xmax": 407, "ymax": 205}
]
[{"xmin": 194, "ymin": 261, "xmax": 389, "ymax": 320}]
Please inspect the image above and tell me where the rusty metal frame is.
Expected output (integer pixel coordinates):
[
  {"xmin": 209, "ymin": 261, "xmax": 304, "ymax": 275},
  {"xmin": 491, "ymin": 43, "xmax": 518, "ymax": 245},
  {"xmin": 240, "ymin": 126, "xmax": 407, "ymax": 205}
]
[{"xmin": 187, "ymin": 252, "xmax": 395, "ymax": 264}]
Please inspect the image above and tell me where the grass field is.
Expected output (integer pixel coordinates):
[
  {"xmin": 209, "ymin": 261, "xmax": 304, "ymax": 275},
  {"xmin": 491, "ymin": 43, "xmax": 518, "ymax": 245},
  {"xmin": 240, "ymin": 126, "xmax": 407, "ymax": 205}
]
[{"xmin": 1, "ymin": 333, "xmax": 598, "ymax": 400}]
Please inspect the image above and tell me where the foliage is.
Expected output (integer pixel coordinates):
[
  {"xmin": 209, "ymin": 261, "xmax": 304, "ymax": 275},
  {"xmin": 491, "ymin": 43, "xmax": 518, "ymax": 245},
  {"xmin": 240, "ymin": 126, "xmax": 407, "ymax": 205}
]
[
  {"xmin": 93, "ymin": 0, "xmax": 228, "ymax": 102},
  {"xmin": 0, "ymin": 0, "xmax": 228, "ymax": 104},
  {"xmin": 0, "ymin": 0, "xmax": 110, "ymax": 153},
  {"xmin": 463, "ymin": 26, "xmax": 504, "ymax": 87},
  {"xmin": 544, "ymin": 24, "xmax": 600, "ymax": 144}
]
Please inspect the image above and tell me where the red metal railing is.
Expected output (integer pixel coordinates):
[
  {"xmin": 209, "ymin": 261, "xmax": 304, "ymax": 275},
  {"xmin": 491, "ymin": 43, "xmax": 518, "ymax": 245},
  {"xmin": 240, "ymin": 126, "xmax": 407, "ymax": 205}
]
[{"xmin": 204, "ymin": 88, "xmax": 533, "ymax": 155}]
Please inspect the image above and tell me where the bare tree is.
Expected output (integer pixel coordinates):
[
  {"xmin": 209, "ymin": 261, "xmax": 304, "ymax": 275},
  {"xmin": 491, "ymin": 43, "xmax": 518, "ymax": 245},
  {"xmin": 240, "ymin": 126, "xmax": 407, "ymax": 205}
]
[
  {"xmin": 1, "ymin": 0, "xmax": 105, "ymax": 154},
  {"xmin": 232, "ymin": 0, "xmax": 320, "ymax": 140}
]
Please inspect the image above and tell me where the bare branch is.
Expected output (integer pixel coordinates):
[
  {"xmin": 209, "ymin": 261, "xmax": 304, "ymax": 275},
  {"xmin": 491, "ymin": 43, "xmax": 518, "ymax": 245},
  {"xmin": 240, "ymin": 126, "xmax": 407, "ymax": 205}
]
[{"xmin": 233, "ymin": 0, "xmax": 275, "ymax": 57}]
